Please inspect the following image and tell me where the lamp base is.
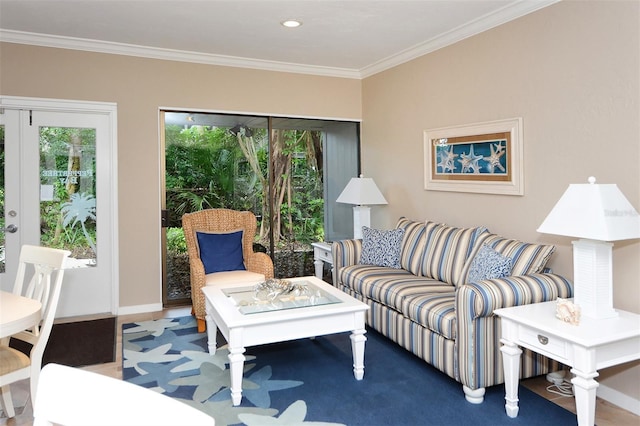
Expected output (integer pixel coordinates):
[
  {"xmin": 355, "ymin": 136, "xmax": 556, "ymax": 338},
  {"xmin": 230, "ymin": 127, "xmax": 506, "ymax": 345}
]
[
  {"xmin": 352, "ymin": 206, "xmax": 371, "ymax": 239},
  {"xmin": 572, "ymin": 239, "xmax": 618, "ymax": 319}
]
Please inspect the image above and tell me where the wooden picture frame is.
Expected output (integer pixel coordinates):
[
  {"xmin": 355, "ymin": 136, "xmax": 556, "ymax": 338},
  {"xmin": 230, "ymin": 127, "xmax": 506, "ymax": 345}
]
[{"xmin": 424, "ymin": 117, "xmax": 523, "ymax": 195}]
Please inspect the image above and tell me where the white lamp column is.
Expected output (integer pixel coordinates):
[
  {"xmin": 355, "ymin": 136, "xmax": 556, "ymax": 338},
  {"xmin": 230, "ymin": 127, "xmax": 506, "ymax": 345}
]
[{"xmin": 572, "ymin": 238, "xmax": 616, "ymax": 319}]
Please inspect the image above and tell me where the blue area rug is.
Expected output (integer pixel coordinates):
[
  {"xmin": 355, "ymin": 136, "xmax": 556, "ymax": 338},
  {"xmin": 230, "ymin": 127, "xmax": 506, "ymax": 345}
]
[{"xmin": 122, "ymin": 316, "xmax": 576, "ymax": 426}]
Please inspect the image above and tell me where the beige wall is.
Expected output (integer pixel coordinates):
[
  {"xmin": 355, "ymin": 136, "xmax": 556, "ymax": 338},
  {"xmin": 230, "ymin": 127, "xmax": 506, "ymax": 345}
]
[
  {"xmin": 361, "ymin": 1, "xmax": 639, "ymax": 406},
  {"xmin": 0, "ymin": 43, "xmax": 362, "ymax": 309}
]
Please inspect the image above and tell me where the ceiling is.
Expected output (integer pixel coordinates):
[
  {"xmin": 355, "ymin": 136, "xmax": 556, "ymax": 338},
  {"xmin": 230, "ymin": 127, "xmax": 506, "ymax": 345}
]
[{"xmin": 0, "ymin": 0, "xmax": 558, "ymax": 79}]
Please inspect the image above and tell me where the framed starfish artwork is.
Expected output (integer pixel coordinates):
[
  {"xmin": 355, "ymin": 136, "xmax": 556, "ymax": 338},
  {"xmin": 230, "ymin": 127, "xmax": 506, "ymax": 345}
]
[{"xmin": 423, "ymin": 117, "xmax": 523, "ymax": 195}]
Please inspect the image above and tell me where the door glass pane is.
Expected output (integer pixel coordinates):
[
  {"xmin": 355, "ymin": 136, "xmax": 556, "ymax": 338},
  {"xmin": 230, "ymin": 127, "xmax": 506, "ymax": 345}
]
[
  {"xmin": 0, "ymin": 124, "xmax": 4, "ymax": 273},
  {"xmin": 39, "ymin": 127, "xmax": 97, "ymax": 266},
  {"xmin": 269, "ymin": 126, "xmax": 324, "ymax": 277}
]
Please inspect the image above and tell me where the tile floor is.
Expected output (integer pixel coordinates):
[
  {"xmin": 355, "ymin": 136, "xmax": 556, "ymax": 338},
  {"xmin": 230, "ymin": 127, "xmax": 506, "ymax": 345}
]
[{"xmin": 1, "ymin": 306, "xmax": 638, "ymax": 426}]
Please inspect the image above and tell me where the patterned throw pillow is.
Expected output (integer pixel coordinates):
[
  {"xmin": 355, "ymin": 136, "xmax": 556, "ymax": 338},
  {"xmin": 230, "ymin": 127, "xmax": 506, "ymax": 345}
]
[
  {"xmin": 467, "ymin": 244, "xmax": 513, "ymax": 283},
  {"xmin": 359, "ymin": 226, "xmax": 406, "ymax": 269}
]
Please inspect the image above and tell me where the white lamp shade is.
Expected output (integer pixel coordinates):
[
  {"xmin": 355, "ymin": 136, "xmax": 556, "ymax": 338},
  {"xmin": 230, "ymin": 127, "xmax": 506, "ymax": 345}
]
[
  {"xmin": 537, "ymin": 177, "xmax": 640, "ymax": 241},
  {"xmin": 336, "ymin": 176, "xmax": 388, "ymax": 206}
]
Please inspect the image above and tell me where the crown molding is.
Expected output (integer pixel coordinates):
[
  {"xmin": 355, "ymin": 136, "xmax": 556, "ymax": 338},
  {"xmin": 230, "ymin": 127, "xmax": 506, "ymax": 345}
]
[
  {"xmin": 0, "ymin": 0, "xmax": 559, "ymax": 80},
  {"xmin": 0, "ymin": 29, "xmax": 362, "ymax": 80},
  {"xmin": 360, "ymin": 0, "xmax": 560, "ymax": 78}
]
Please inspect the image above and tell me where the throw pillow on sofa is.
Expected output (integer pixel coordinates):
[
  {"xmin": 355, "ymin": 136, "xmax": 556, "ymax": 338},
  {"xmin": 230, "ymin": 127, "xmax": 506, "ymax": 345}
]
[
  {"xmin": 467, "ymin": 243, "xmax": 513, "ymax": 283},
  {"xmin": 461, "ymin": 233, "xmax": 555, "ymax": 278},
  {"xmin": 359, "ymin": 226, "xmax": 405, "ymax": 269}
]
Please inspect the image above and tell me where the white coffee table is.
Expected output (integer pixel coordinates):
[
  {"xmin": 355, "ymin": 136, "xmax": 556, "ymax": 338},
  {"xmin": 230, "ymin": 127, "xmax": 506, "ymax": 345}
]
[{"xmin": 201, "ymin": 275, "xmax": 369, "ymax": 406}]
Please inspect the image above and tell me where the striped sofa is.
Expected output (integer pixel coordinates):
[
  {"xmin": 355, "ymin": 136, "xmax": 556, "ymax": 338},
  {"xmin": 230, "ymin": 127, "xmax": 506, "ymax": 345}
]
[{"xmin": 332, "ymin": 217, "xmax": 573, "ymax": 403}]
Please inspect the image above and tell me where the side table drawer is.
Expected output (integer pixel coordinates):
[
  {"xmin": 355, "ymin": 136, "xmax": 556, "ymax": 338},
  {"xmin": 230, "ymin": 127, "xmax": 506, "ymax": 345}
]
[
  {"xmin": 518, "ymin": 325, "xmax": 566, "ymax": 359},
  {"xmin": 315, "ymin": 246, "xmax": 333, "ymax": 264}
]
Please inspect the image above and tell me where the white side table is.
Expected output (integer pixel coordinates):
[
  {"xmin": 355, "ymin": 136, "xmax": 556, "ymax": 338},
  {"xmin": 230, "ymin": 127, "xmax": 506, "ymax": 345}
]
[
  {"xmin": 495, "ymin": 300, "xmax": 640, "ymax": 426},
  {"xmin": 311, "ymin": 242, "xmax": 333, "ymax": 281}
]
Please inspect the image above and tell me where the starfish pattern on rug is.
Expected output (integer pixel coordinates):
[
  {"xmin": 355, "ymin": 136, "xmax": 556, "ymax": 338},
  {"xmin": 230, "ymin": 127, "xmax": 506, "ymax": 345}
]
[
  {"xmin": 122, "ymin": 330, "xmax": 152, "ymax": 352},
  {"xmin": 239, "ymin": 400, "xmax": 345, "ymax": 426},
  {"xmin": 180, "ymin": 397, "xmax": 279, "ymax": 426},
  {"xmin": 170, "ymin": 361, "xmax": 246, "ymax": 402},
  {"xmin": 122, "ymin": 318, "xmax": 342, "ymax": 425},
  {"xmin": 172, "ymin": 345, "xmax": 257, "ymax": 372},
  {"xmin": 132, "ymin": 328, "xmax": 205, "ymax": 352},
  {"xmin": 123, "ymin": 343, "xmax": 184, "ymax": 375},
  {"xmin": 123, "ymin": 318, "xmax": 178, "ymax": 336},
  {"xmin": 239, "ymin": 365, "xmax": 304, "ymax": 408},
  {"xmin": 122, "ymin": 316, "xmax": 579, "ymax": 426},
  {"xmin": 127, "ymin": 359, "xmax": 195, "ymax": 393}
]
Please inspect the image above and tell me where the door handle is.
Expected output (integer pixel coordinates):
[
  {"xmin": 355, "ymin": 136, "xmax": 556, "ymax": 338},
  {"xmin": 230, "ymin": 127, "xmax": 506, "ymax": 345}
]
[{"xmin": 3, "ymin": 224, "xmax": 18, "ymax": 233}]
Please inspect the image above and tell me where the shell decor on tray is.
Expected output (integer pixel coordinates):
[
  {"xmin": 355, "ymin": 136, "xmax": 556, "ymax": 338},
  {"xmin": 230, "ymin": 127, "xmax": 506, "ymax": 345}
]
[
  {"xmin": 253, "ymin": 278, "xmax": 309, "ymax": 301},
  {"xmin": 555, "ymin": 297, "xmax": 581, "ymax": 325}
]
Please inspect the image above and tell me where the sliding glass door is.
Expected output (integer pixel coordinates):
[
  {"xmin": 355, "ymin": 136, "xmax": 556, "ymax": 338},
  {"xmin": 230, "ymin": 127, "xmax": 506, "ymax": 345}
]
[{"xmin": 161, "ymin": 111, "xmax": 358, "ymax": 305}]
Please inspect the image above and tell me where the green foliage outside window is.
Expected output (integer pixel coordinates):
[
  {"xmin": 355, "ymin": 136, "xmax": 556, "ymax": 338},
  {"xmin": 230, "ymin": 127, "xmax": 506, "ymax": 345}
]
[
  {"xmin": 39, "ymin": 127, "xmax": 97, "ymax": 258},
  {"xmin": 165, "ymin": 123, "xmax": 325, "ymax": 253}
]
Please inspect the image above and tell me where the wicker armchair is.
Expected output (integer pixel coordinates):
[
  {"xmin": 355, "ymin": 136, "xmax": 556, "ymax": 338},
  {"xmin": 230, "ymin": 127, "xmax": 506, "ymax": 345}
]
[{"xmin": 182, "ymin": 209, "xmax": 274, "ymax": 332}]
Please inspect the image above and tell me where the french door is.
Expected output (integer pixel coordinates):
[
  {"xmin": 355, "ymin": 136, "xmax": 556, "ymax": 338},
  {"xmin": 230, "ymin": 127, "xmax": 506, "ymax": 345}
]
[{"xmin": 0, "ymin": 97, "xmax": 118, "ymax": 318}]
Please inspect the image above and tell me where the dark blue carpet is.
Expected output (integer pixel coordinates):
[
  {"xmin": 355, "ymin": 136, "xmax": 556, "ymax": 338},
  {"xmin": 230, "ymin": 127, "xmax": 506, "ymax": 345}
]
[{"xmin": 122, "ymin": 316, "xmax": 577, "ymax": 426}]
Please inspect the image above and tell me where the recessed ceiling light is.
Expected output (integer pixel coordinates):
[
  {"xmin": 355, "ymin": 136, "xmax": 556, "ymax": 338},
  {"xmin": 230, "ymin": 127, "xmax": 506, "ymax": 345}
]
[{"xmin": 281, "ymin": 19, "xmax": 302, "ymax": 28}]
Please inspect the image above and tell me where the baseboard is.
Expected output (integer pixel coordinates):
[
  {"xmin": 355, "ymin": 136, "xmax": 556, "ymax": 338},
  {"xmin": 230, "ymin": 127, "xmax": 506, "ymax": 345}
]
[
  {"xmin": 598, "ymin": 384, "xmax": 640, "ymax": 416},
  {"xmin": 117, "ymin": 303, "xmax": 163, "ymax": 316}
]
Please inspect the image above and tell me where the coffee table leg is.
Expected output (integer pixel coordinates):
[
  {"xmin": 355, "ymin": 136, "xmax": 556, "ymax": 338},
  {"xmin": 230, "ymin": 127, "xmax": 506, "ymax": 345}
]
[
  {"xmin": 228, "ymin": 344, "xmax": 246, "ymax": 406},
  {"xmin": 204, "ymin": 312, "xmax": 218, "ymax": 355},
  {"xmin": 350, "ymin": 328, "xmax": 366, "ymax": 380}
]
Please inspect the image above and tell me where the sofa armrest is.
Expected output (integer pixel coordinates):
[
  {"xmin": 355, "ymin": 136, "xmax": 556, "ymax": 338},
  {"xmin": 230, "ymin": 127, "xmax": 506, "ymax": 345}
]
[
  {"xmin": 456, "ymin": 273, "xmax": 573, "ymax": 320},
  {"xmin": 455, "ymin": 273, "xmax": 572, "ymax": 391},
  {"xmin": 331, "ymin": 239, "xmax": 362, "ymax": 282}
]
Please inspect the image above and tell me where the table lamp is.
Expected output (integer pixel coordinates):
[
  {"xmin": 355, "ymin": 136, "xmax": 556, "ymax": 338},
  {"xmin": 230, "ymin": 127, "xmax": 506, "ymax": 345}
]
[
  {"xmin": 537, "ymin": 177, "xmax": 640, "ymax": 319},
  {"xmin": 336, "ymin": 175, "xmax": 388, "ymax": 239}
]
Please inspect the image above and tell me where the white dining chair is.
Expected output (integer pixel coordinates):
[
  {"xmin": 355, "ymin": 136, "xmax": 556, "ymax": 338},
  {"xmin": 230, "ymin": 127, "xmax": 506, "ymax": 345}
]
[
  {"xmin": 33, "ymin": 363, "xmax": 215, "ymax": 426},
  {"xmin": 0, "ymin": 245, "xmax": 70, "ymax": 418}
]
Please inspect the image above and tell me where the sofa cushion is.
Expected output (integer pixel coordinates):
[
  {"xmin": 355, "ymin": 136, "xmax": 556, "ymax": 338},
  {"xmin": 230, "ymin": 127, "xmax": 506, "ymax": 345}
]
[
  {"xmin": 421, "ymin": 224, "xmax": 489, "ymax": 286},
  {"xmin": 360, "ymin": 226, "xmax": 405, "ymax": 269},
  {"xmin": 396, "ymin": 217, "xmax": 440, "ymax": 276},
  {"xmin": 339, "ymin": 264, "xmax": 454, "ymax": 310},
  {"xmin": 467, "ymin": 244, "xmax": 513, "ymax": 283},
  {"xmin": 401, "ymin": 292, "xmax": 456, "ymax": 339},
  {"xmin": 461, "ymin": 233, "xmax": 555, "ymax": 279}
]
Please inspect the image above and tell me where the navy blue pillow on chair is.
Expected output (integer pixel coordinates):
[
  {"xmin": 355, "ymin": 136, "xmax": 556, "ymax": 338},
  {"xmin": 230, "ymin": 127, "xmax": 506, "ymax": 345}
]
[{"xmin": 196, "ymin": 230, "xmax": 246, "ymax": 274}]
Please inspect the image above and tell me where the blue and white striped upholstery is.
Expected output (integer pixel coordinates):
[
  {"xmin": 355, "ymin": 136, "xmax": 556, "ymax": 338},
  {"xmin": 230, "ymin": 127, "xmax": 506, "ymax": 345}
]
[
  {"xmin": 339, "ymin": 263, "xmax": 456, "ymax": 339},
  {"xmin": 396, "ymin": 217, "xmax": 440, "ymax": 276},
  {"xmin": 332, "ymin": 217, "xmax": 574, "ymax": 399},
  {"xmin": 421, "ymin": 224, "xmax": 488, "ymax": 286},
  {"xmin": 401, "ymin": 292, "xmax": 456, "ymax": 339},
  {"xmin": 337, "ymin": 283, "xmax": 457, "ymax": 380}
]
